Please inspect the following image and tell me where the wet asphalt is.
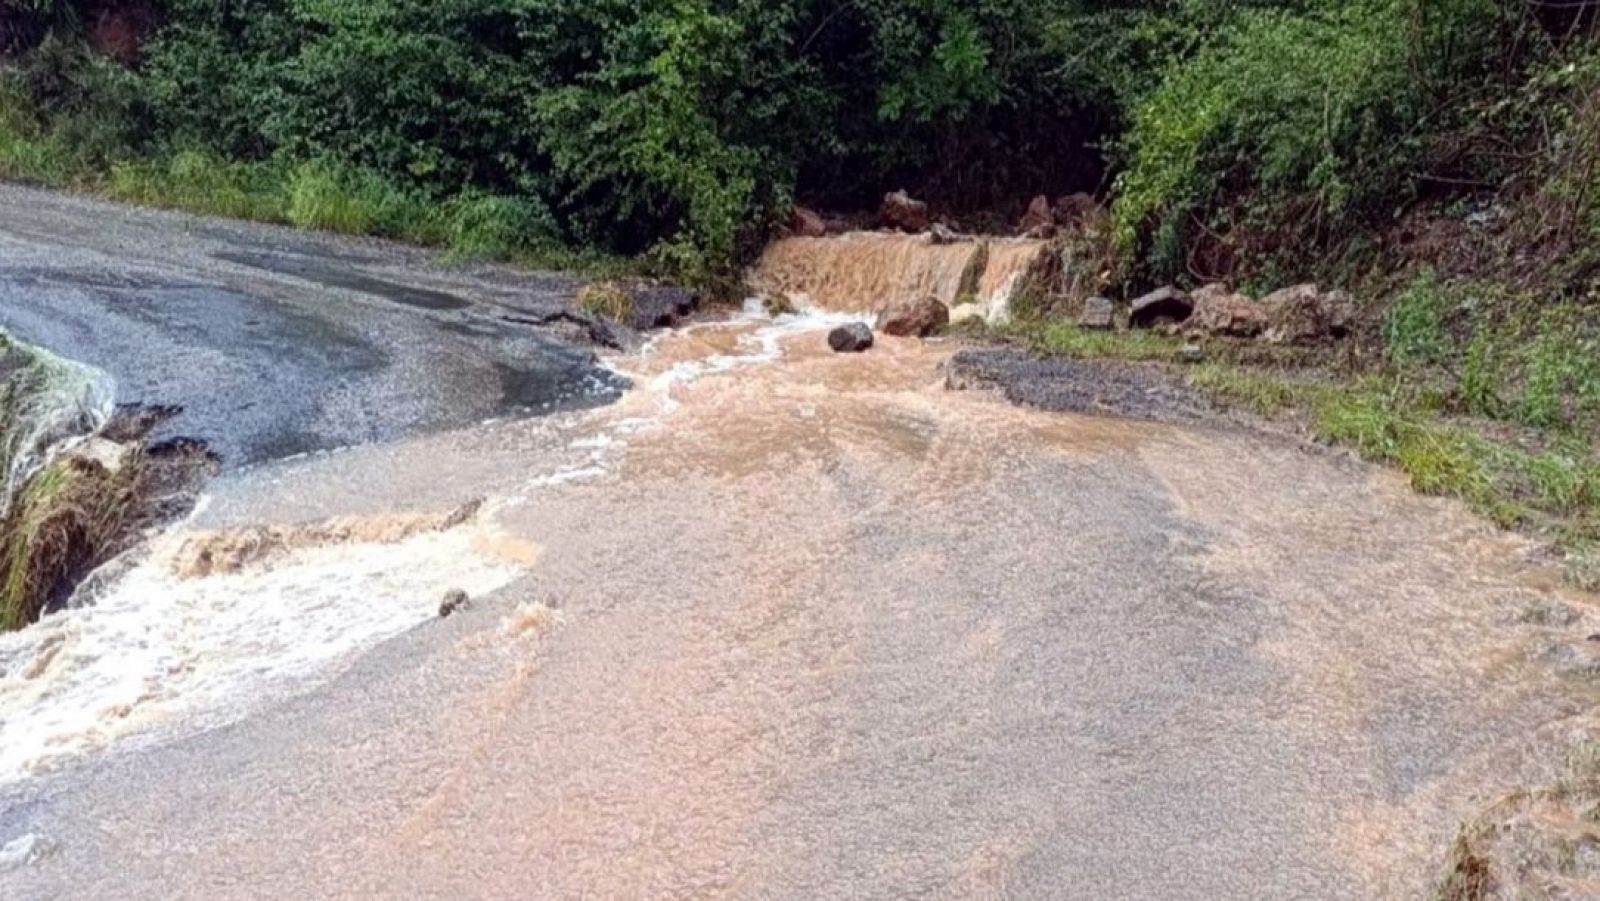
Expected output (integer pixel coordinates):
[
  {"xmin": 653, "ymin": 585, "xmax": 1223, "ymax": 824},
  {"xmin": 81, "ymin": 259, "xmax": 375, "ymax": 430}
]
[{"xmin": 0, "ymin": 184, "xmax": 626, "ymax": 466}]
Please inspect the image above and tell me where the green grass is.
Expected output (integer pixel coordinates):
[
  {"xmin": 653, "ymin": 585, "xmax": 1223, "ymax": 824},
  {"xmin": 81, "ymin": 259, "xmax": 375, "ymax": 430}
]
[
  {"xmin": 0, "ymin": 91, "xmax": 637, "ymax": 279},
  {"xmin": 1008, "ymin": 315, "xmax": 1600, "ymax": 582},
  {"xmin": 1011, "ymin": 320, "xmax": 1186, "ymax": 362}
]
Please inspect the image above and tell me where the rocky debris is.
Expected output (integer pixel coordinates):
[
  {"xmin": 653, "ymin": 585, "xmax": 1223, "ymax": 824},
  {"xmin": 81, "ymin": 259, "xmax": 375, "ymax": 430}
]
[
  {"xmin": 880, "ymin": 189, "xmax": 930, "ymax": 233},
  {"xmin": 1128, "ymin": 285, "xmax": 1193, "ymax": 328},
  {"xmin": 828, "ymin": 323, "xmax": 874, "ymax": 353},
  {"xmin": 926, "ymin": 223, "xmax": 960, "ymax": 245},
  {"xmin": 1260, "ymin": 283, "xmax": 1352, "ymax": 345},
  {"xmin": 877, "ymin": 296, "xmax": 950, "ymax": 337},
  {"xmin": 439, "ymin": 589, "xmax": 471, "ymax": 618},
  {"xmin": 626, "ymin": 282, "xmax": 697, "ymax": 330},
  {"xmin": 506, "ymin": 309, "xmax": 630, "ymax": 352},
  {"xmin": 1018, "ymin": 195, "xmax": 1055, "ymax": 238},
  {"xmin": 1187, "ymin": 283, "xmax": 1268, "ymax": 338},
  {"xmin": 945, "ymin": 348, "xmax": 1211, "ymax": 423},
  {"xmin": 1079, "ymin": 296, "xmax": 1115, "ymax": 330},
  {"xmin": 789, "ymin": 205, "xmax": 828, "ymax": 238},
  {"xmin": 100, "ymin": 403, "xmax": 182, "ymax": 443}
]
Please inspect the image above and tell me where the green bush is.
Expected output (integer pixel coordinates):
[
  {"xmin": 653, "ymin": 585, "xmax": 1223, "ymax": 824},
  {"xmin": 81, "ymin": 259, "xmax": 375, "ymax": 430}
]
[
  {"xmin": 444, "ymin": 192, "xmax": 557, "ymax": 261},
  {"xmin": 1384, "ymin": 268, "xmax": 1453, "ymax": 366},
  {"xmin": 1113, "ymin": 0, "xmax": 1504, "ymax": 281}
]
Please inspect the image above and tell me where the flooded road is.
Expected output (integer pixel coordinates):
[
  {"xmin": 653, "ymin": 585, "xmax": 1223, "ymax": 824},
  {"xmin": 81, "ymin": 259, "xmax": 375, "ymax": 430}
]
[{"xmin": 1, "ymin": 300, "xmax": 1596, "ymax": 898}]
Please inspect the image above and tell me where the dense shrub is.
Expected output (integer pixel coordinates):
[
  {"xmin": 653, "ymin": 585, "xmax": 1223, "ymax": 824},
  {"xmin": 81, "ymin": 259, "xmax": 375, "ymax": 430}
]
[
  {"xmin": 0, "ymin": 0, "xmax": 1578, "ymax": 288},
  {"xmin": 1113, "ymin": 0, "xmax": 1508, "ymax": 283}
]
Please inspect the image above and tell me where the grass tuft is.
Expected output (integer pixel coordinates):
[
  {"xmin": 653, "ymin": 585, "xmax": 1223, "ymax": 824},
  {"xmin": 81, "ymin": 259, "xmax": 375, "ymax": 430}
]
[{"xmin": 577, "ymin": 281, "xmax": 633, "ymax": 321}]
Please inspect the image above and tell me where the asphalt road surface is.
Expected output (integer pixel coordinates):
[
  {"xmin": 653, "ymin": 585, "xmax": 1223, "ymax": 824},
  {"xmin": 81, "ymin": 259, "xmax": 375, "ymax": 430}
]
[{"xmin": 0, "ymin": 183, "xmax": 625, "ymax": 466}]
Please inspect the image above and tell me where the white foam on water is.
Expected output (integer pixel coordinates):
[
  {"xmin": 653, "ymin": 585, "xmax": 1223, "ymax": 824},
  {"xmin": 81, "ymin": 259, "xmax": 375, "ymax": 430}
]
[
  {"xmin": 0, "ymin": 525, "xmax": 521, "ymax": 784},
  {"xmin": 0, "ymin": 337, "xmax": 116, "ymax": 505},
  {"xmin": 0, "ymin": 305, "xmax": 859, "ymax": 786}
]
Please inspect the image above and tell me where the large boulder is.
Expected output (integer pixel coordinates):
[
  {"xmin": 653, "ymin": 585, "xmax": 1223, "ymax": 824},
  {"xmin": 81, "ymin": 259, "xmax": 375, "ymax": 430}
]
[
  {"xmin": 880, "ymin": 190, "xmax": 930, "ymax": 233},
  {"xmin": 877, "ymin": 296, "xmax": 950, "ymax": 337},
  {"xmin": 1187, "ymin": 283, "xmax": 1268, "ymax": 338},
  {"xmin": 1128, "ymin": 286, "xmax": 1193, "ymax": 329},
  {"xmin": 789, "ymin": 205, "xmax": 828, "ymax": 238},
  {"xmin": 1079, "ymin": 296, "xmax": 1115, "ymax": 331},
  {"xmin": 1261, "ymin": 283, "xmax": 1353, "ymax": 345},
  {"xmin": 828, "ymin": 323, "xmax": 874, "ymax": 353},
  {"xmin": 1018, "ymin": 195, "xmax": 1055, "ymax": 237}
]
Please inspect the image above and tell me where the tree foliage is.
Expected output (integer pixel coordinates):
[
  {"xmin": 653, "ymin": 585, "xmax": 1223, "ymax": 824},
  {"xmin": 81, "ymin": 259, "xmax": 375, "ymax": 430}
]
[{"xmin": 0, "ymin": 0, "xmax": 1581, "ymax": 285}]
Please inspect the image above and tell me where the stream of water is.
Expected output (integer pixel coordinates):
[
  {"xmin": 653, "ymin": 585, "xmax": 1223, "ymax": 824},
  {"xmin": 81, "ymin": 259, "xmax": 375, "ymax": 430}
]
[{"xmin": 0, "ymin": 240, "xmax": 1597, "ymax": 895}]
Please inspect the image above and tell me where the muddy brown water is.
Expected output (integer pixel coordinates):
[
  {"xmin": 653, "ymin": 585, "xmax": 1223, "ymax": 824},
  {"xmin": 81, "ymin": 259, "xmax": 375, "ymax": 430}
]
[{"xmin": 1, "ymin": 306, "xmax": 1597, "ymax": 899}]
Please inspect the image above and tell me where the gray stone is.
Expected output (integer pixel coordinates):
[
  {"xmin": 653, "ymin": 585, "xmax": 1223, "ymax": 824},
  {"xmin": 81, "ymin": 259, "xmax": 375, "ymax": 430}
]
[
  {"xmin": 1129, "ymin": 286, "xmax": 1193, "ymax": 328},
  {"xmin": 439, "ymin": 589, "xmax": 471, "ymax": 618},
  {"xmin": 1188, "ymin": 283, "xmax": 1267, "ymax": 338},
  {"xmin": 828, "ymin": 323, "xmax": 874, "ymax": 353},
  {"xmin": 877, "ymin": 297, "xmax": 950, "ymax": 338},
  {"xmin": 1079, "ymin": 296, "xmax": 1114, "ymax": 331}
]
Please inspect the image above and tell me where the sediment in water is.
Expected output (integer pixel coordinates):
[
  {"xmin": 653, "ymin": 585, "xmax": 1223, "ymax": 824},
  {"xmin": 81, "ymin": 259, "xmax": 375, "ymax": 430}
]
[{"xmin": 748, "ymin": 232, "xmax": 1053, "ymax": 322}]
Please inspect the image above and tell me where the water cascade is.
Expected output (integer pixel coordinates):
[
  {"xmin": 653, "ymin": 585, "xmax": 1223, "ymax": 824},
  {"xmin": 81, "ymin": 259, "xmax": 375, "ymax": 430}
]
[{"xmin": 748, "ymin": 232, "xmax": 1054, "ymax": 322}]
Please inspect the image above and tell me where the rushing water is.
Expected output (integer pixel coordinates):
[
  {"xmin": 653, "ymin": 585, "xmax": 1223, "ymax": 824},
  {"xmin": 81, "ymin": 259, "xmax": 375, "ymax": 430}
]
[
  {"xmin": 0, "ymin": 286, "xmax": 1597, "ymax": 898},
  {"xmin": 0, "ymin": 255, "xmax": 1596, "ymax": 896},
  {"xmin": 749, "ymin": 232, "xmax": 1051, "ymax": 323},
  {"xmin": 0, "ymin": 333, "xmax": 115, "ymax": 510},
  {"xmin": 0, "ymin": 300, "xmax": 873, "ymax": 784}
]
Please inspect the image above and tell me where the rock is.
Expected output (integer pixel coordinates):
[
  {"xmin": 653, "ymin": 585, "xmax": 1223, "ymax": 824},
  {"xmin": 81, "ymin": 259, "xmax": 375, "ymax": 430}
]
[
  {"xmin": 1128, "ymin": 285, "xmax": 1193, "ymax": 329},
  {"xmin": 1187, "ymin": 283, "xmax": 1268, "ymax": 338},
  {"xmin": 881, "ymin": 189, "xmax": 930, "ymax": 233},
  {"xmin": 926, "ymin": 223, "xmax": 960, "ymax": 245},
  {"xmin": 829, "ymin": 323, "xmax": 875, "ymax": 353},
  {"xmin": 1053, "ymin": 193, "xmax": 1100, "ymax": 227},
  {"xmin": 877, "ymin": 296, "xmax": 950, "ymax": 337},
  {"xmin": 1018, "ymin": 195, "xmax": 1054, "ymax": 235},
  {"xmin": 1079, "ymin": 296, "xmax": 1115, "ymax": 331},
  {"xmin": 622, "ymin": 282, "xmax": 697, "ymax": 331},
  {"xmin": 1261, "ymin": 283, "xmax": 1352, "ymax": 345},
  {"xmin": 439, "ymin": 589, "xmax": 471, "ymax": 618},
  {"xmin": 789, "ymin": 205, "xmax": 828, "ymax": 238},
  {"xmin": 1180, "ymin": 344, "xmax": 1205, "ymax": 364}
]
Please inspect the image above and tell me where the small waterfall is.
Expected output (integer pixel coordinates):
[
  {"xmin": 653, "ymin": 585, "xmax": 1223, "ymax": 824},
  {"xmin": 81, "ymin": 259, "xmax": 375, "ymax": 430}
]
[
  {"xmin": 0, "ymin": 333, "xmax": 116, "ymax": 509},
  {"xmin": 748, "ymin": 231, "xmax": 1053, "ymax": 322}
]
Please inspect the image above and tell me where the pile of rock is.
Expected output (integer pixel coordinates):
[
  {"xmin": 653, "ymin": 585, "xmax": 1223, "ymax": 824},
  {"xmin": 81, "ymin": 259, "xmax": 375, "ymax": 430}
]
[
  {"xmin": 827, "ymin": 296, "xmax": 950, "ymax": 353},
  {"xmin": 1016, "ymin": 193, "xmax": 1102, "ymax": 239},
  {"xmin": 1080, "ymin": 282, "xmax": 1353, "ymax": 346}
]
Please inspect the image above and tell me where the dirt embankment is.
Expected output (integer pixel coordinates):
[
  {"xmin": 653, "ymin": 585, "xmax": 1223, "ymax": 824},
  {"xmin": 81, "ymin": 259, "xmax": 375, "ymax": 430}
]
[{"xmin": 0, "ymin": 406, "xmax": 214, "ymax": 631}]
